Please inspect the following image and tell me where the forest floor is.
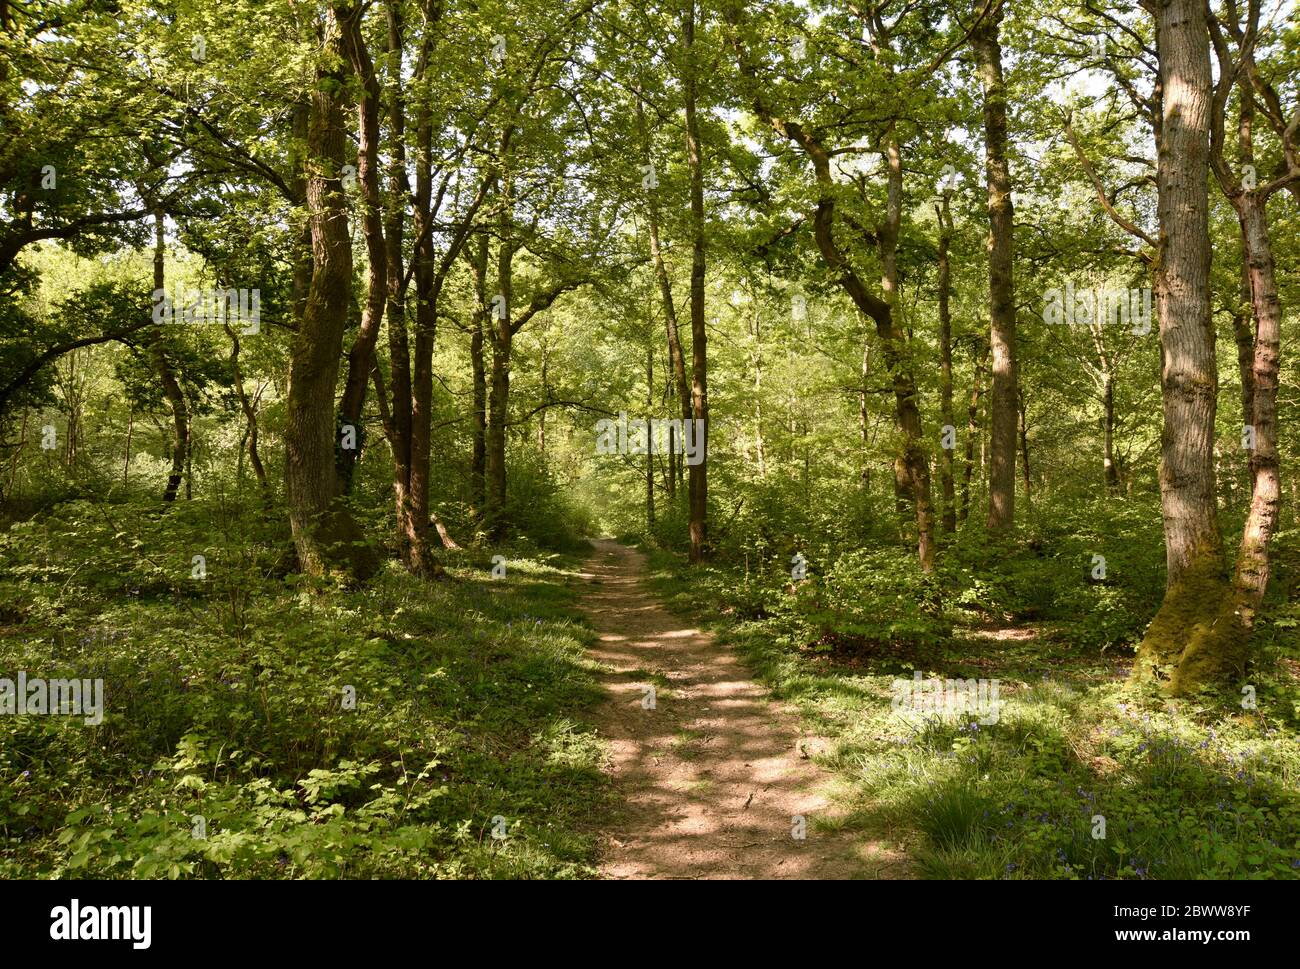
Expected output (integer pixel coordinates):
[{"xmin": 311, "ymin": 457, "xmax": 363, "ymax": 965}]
[
  {"xmin": 623, "ymin": 540, "xmax": 1300, "ymax": 880},
  {"xmin": 3, "ymin": 497, "xmax": 1296, "ymax": 879},
  {"xmin": 578, "ymin": 539, "xmax": 908, "ymax": 879},
  {"xmin": 0, "ymin": 498, "xmax": 615, "ymax": 879}
]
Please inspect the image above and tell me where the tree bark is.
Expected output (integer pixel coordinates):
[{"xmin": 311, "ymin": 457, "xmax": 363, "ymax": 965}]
[
  {"xmin": 336, "ymin": 2, "xmax": 387, "ymax": 494},
  {"xmin": 646, "ymin": 340, "xmax": 655, "ymax": 527},
  {"xmin": 284, "ymin": 16, "xmax": 377, "ymax": 581},
  {"xmin": 290, "ymin": 101, "xmax": 313, "ymax": 324},
  {"xmin": 878, "ymin": 130, "xmax": 936, "ymax": 570},
  {"xmin": 960, "ymin": 344, "xmax": 989, "ymax": 526},
  {"xmin": 381, "ymin": 0, "xmax": 417, "ymax": 566},
  {"xmin": 1132, "ymin": 0, "xmax": 1233, "ymax": 691},
  {"xmin": 972, "ymin": 5, "xmax": 1019, "ymax": 532},
  {"xmin": 226, "ymin": 325, "xmax": 267, "ymax": 492},
  {"xmin": 469, "ymin": 233, "xmax": 489, "ymax": 519},
  {"xmin": 936, "ymin": 195, "xmax": 957, "ymax": 533},
  {"xmin": 1102, "ymin": 371, "xmax": 1119, "ymax": 491},
  {"xmin": 636, "ymin": 93, "xmax": 690, "ymax": 504},
  {"xmin": 859, "ymin": 338, "xmax": 872, "ymax": 491},
  {"xmin": 684, "ymin": 0, "xmax": 709, "ymax": 562},
  {"xmin": 1231, "ymin": 194, "xmax": 1282, "ymax": 624},
  {"xmin": 1230, "ymin": 96, "xmax": 1256, "ymax": 499},
  {"xmin": 408, "ymin": 122, "xmax": 438, "ymax": 573},
  {"xmin": 149, "ymin": 209, "xmax": 189, "ymax": 503},
  {"xmin": 1018, "ymin": 388, "xmax": 1031, "ymax": 504},
  {"xmin": 485, "ymin": 207, "xmax": 514, "ymax": 538}
]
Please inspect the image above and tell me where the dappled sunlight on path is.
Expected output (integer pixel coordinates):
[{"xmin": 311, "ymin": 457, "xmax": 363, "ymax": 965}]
[{"xmin": 579, "ymin": 540, "xmax": 907, "ymax": 880}]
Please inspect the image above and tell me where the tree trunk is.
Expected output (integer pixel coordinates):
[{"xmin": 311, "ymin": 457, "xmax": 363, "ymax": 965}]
[
  {"xmin": 284, "ymin": 20, "xmax": 377, "ymax": 581},
  {"xmin": 1018, "ymin": 388, "xmax": 1031, "ymax": 504},
  {"xmin": 1102, "ymin": 371, "xmax": 1119, "ymax": 491},
  {"xmin": 1132, "ymin": 0, "xmax": 1234, "ymax": 692},
  {"xmin": 646, "ymin": 340, "xmax": 655, "ymax": 527},
  {"xmin": 1229, "ymin": 198, "xmax": 1283, "ymax": 625},
  {"xmin": 879, "ymin": 131, "xmax": 936, "ymax": 571},
  {"xmin": 684, "ymin": 0, "xmax": 709, "ymax": 563},
  {"xmin": 469, "ymin": 233, "xmax": 489, "ymax": 519},
  {"xmin": 149, "ymin": 210, "xmax": 189, "ymax": 503},
  {"xmin": 379, "ymin": 0, "xmax": 418, "ymax": 567},
  {"xmin": 537, "ymin": 346, "xmax": 548, "ymax": 456},
  {"xmin": 122, "ymin": 409, "xmax": 132, "ymax": 486},
  {"xmin": 727, "ymin": 3, "xmax": 933, "ymax": 570},
  {"xmin": 409, "ymin": 320, "xmax": 436, "ymax": 574},
  {"xmin": 290, "ymin": 101, "xmax": 313, "ymax": 324},
  {"xmin": 401, "ymin": 17, "xmax": 445, "ymax": 578},
  {"xmin": 226, "ymin": 326, "xmax": 267, "ymax": 492},
  {"xmin": 859, "ymin": 338, "xmax": 872, "ymax": 491},
  {"xmin": 1087, "ymin": 320, "xmax": 1121, "ymax": 491},
  {"xmin": 635, "ymin": 93, "xmax": 691, "ymax": 500},
  {"xmin": 1231, "ymin": 97, "xmax": 1257, "ymax": 499},
  {"xmin": 1213, "ymin": 55, "xmax": 1291, "ymax": 625},
  {"xmin": 335, "ymin": 3, "xmax": 386, "ymax": 494},
  {"xmin": 936, "ymin": 195, "xmax": 957, "ymax": 533},
  {"xmin": 485, "ymin": 215, "xmax": 514, "ymax": 538},
  {"xmin": 1231, "ymin": 275, "xmax": 1255, "ymax": 474},
  {"xmin": 408, "ymin": 219, "xmax": 437, "ymax": 572},
  {"xmin": 960, "ymin": 344, "xmax": 989, "ymax": 526},
  {"xmin": 973, "ymin": 6, "xmax": 1019, "ymax": 532},
  {"xmin": 751, "ymin": 313, "xmax": 765, "ymax": 478}
]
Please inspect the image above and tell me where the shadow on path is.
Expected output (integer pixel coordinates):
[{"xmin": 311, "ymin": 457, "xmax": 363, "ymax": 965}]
[{"xmin": 579, "ymin": 539, "xmax": 908, "ymax": 880}]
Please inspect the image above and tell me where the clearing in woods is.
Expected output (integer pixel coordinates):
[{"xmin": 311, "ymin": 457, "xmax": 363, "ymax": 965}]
[{"xmin": 578, "ymin": 539, "xmax": 909, "ymax": 880}]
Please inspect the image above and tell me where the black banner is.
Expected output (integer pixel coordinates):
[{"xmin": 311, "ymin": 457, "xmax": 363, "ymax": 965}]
[{"xmin": 0, "ymin": 879, "xmax": 1283, "ymax": 956}]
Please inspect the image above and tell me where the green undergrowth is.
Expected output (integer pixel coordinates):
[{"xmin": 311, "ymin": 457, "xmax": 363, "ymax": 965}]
[
  {"xmin": 637, "ymin": 531, "xmax": 1300, "ymax": 880},
  {"xmin": 0, "ymin": 491, "xmax": 610, "ymax": 878}
]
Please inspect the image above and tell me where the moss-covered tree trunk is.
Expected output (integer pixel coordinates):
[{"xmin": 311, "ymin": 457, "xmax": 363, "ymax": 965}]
[
  {"xmin": 284, "ymin": 18, "xmax": 378, "ymax": 581},
  {"xmin": 1132, "ymin": 0, "xmax": 1236, "ymax": 692}
]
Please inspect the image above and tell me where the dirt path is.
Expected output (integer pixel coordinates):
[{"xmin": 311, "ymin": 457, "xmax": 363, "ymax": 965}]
[{"xmin": 578, "ymin": 539, "xmax": 906, "ymax": 880}]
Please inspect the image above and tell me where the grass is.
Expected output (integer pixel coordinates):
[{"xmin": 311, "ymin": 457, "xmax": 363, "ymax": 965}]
[
  {"xmin": 636, "ymin": 538, "xmax": 1300, "ymax": 880},
  {"xmin": 7, "ymin": 485, "xmax": 1299, "ymax": 880},
  {"xmin": 0, "ymin": 491, "xmax": 612, "ymax": 879},
  {"xmin": 670, "ymin": 728, "xmax": 708, "ymax": 760}
]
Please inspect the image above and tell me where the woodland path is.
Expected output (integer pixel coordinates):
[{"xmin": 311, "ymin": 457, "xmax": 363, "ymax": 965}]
[{"xmin": 577, "ymin": 539, "xmax": 908, "ymax": 880}]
